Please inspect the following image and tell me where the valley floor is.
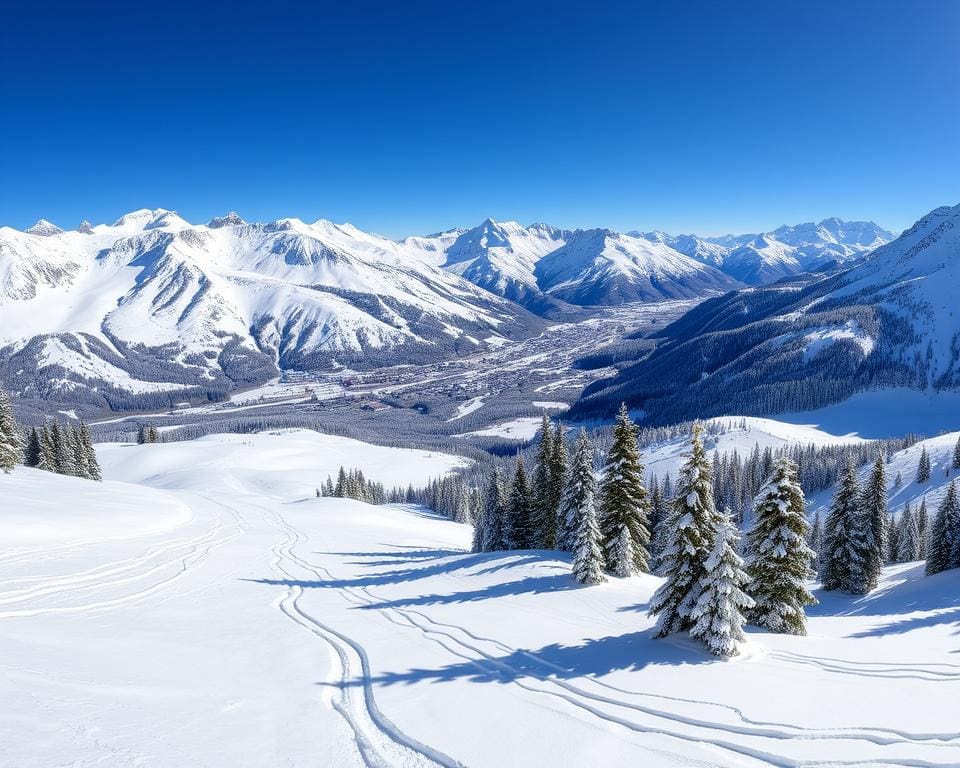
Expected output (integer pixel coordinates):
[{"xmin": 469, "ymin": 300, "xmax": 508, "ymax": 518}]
[{"xmin": 2, "ymin": 430, "xmax": 960, "ymax": 767}]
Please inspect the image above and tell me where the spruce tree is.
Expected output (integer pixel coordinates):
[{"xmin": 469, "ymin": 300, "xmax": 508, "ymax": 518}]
[
  {"xmin": 570, "ymin": 452, "xmax": 605, "ymax": 586},
  {"xmin": 0, "ymin": 389, "xmax": 22, "ymax": 472},
  {"xmin": 859, "ymin": 452, "xmax": 887, "ymax": 591},
  {"xmin": 808, "ymin": 512, "xmax": 822, "ymax": 573},
  {"xmin": 954, "ymin": 435, "xmax": 960, "ymax": 472},
  {"xmin": 507, "ymin": 456, "xmax": 533, "ymax": 549},
  {"xmin": 648, "ymin": 422, "xmax": 717, "ymax": 638},
  {"xmin": 690, "ymin": 508, "xmax": 754, "ymax": 657},
  {"xmin": 39, "ymin": 426, "xmax": 55, "ymax": 471},
  {"xmin": 598, "ymin": 404, "xmax": 650, "ymax": 576},
  {"xmin": 746, "ymin": 456, "xmax": 816, "ymax": 635},
  {"xmin": 71, "ymin": 426, "xmax": 90, "ymax": 479},
  {"xmin": 548, "ymin": 422, "xmax": 569, "ymax": 546},
  {"xmin": 885, "ymin": 511, "xmax": 899, "ymax": 564},
  {"xmin": 926, "ymin": 482, "xmax": 958, "ymax": 575},
  {"xmin": 479, "ymin": 467, "xmax": 509, "ymax": 551},
  {"xmin": 916, "ymin": 447, "xmax": 931, "ymax": 483},
  {"xmin": 896, "ymin": 503, "xmax": 920, "ymax": 562},
  {"xmin": 648, "ymin": 476, "xmax": 669, "ymax": 572},
  {"xmin": 24, "ymin": 428, "xmax": 42, "ymax": 469},
  {"xmin": 50, "ymin": 422, "xmax": 74, "ymax": 476},
  {"xmin": 558, "ymin": 429, "xmax": 594, "ymax": 552},
  {"xmin": 820, "ymin": 459, "xmax": 868, "ymax": 592},
  {"xmin": 917, "ymin": 497, "xmax": 929, "ymax": 559},
  {"xmin": 531, "ymin": 415, "xmax": 557, "ymax": 548}
]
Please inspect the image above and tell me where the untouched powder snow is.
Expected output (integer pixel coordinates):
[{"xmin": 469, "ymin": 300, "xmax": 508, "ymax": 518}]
[{"xmin": 3, "ymin": 427, "xmax": 960, "ymax": 766}]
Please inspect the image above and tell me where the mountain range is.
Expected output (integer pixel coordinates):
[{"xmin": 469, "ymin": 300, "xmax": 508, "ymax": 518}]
[
  {"xmin": 572, "ymin": 204, "xmax": 959, "ymax": 424},
  {"xmin": 0, "ymin": 208, "xmax": 897, "ymax": 413}
]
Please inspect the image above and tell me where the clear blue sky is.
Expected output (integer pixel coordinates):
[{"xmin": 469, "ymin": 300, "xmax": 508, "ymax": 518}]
[{"xmin": 1, "ymin": 0, "xmax": 957, "ymax": 237}]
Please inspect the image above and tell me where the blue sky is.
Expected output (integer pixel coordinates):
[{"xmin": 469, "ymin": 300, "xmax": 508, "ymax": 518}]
[{"xmin": 1, "ymin": 0, "xmax": 957, "ymax": 237}]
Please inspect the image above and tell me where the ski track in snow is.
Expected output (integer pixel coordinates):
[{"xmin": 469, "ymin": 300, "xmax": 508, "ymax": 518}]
[
  {"xmin": 250, "ymin": 506, "xmax": 960, "ymax": 768},
  {"xmin": 257, "ymin": 499, "xmax": 463, "ymax": 768}
]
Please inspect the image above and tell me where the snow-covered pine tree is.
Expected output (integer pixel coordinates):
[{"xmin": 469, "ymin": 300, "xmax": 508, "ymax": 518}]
[
  {"xmin": 745, "ymin": 456, "xmax": 816, "ymax": 635},
  {"xmin": 548, "ymin": 422, "xmax": 569, "ymax": 543},
  {"xmin": 71, "ymin": 426, "xmax": 90, "ymax": 479},
  {"xmin": 859, "ymin": 452, "xmax": 887, "ymax": 591},
  {"xmin": 598, "ymin": 404, "xmax": 650, "ymax": 576},
  {"xmin": 916, "ymin": 497, "xmax": 929, "ymax": 558},
  {"xmin": 507, "ymin": 455, "xmax": 533, "ymax": 549},
  {"xmin": 648, "ymin": 421, "xmax": 717, "ymax": 638},
  {"xmin": 0, "ymin": 389, "xmax": 22, "ymax": 472},
  {"xmin": 916, "ymin": 447, "xmax": 931, "ymax": 483},
  {"xmin": 821, "ymin": 459, "xmax": 871, "ymax": 593},
  {"xmin": 335, "ymin": 466, "xmax": 347, "ymax": 497},
  {"xmin": 483, "ymin": 467, "xmax": 510, "ymax": 551},
  {"xmin": 945, "ymin": 481, "xmax": 960, "ymax": 569},
  {"xmin": 690, "ymin": 507, "xmax": 754, "ymax": 657},
  {"xmin": 24, "ymin": 428, "xmax": 42, "ymax": 469},
  {"xmin": 39, "ymin": 426, "xmax": 55, "ymax": 471},
  {"xmin": 647, "ymin": 476, "xmax": 669, "ymax": 572},
  {"xmin": 896, "ymin": 503, "xmax": 920, "ymax": 562},
  {"xmin": 954, "ymin": 436, "xmax": 960, "ymax": 471},
  {"xmin": 50, "ymin": 422, "xmax": 75, "ymax": 476},
  {"xmin": 925, "ymin": 482, "xmax": 957, "ymax": 575},
  {"xmin": 531, "ymin": 414, "xmax": 557, "ymax": 548},
  {"xmin": 137, "ymin": 424, "xmax": 147, "ymax": 445},
  {"xmin": 570, "ymin": 450, "xmax": 604, "ymax": 586},
  {"xmin": 558, "ymin": 429, "xmax": 594, "ymax": 552}
]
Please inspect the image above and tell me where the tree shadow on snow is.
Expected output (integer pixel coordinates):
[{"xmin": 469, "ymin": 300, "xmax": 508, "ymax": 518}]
[{"xmin": 317, "ymin": 630, "xmax": 713, "ymax": 689}]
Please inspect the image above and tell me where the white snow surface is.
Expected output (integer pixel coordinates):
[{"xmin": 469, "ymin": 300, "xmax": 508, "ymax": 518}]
[
  {"xmin": 3, "ymin": 427, "xmax": 960, "ymax": 766},
  {"xmin": 643, "ymin": 416, "xmax": 865, "ymax": 481},
  {"xmin": 458, "ymin": 416, "xmax": 544, "ymax": 440}
]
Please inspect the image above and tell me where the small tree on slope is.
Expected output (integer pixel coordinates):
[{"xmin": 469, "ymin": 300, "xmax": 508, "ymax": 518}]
[
  {"xmin": 859, "ymin": 452, "xmax": 887, "ymax": 592},
  {"xmin": 548, "ymin": 422, "xmax": 569, "ymax": 545},
  {"xmin": 569, "ymin": 444, "xmax": 605, "ymax": 585},
  {"xmin": 690, "ymin": 507, "xmax": 754, "ymax": 657},
  {"xmin": 0, "ymin": 389, "xmax": 22, "ymax": 472},
  {"xmin": 820, "ymin": 460, "xmax": 872, "ymax": 594},
  {"xmin": 896, "ymin": 503, "xmax": 920, "ymax": 562},
  {"xmin": 531, "ymin": 415, "xmax": 557, "ymax": 548},
  {"xmin": 507, "ymin": 456, "xmax": 534, "ymax": 550},
  {"xmin": 559, "ymin": 429, "xmax": 596, "ymax": 552},
  {"xmin": 926, "ymin": 481, "xmax": 960, "ymax": 575},
  {"xmin": 917, "ymin": 447, "xmax": 931, "ymax": 483},
  {"xmin": 598, "ymin": 404, "xmax": 651, "ymax": 576},
  {"xmin": 745, "ymin": 456, "xmax": 816, "ymax": 634},
  {"xmin": 481, "ymin": 467, "xmax": 510, "ymax": 552},
  {"xmin": 953, "ymin": 436, "xmax": 960, "ymax": 472},
  {"xmin": 648, "ymin": 422, "xmax": 717, "ymax": 638}
]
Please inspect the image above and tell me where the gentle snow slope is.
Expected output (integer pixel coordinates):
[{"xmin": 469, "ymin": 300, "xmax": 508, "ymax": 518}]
[{"xmin": 3, "ymin": 428, "xmax": 960, "ymax": 767}]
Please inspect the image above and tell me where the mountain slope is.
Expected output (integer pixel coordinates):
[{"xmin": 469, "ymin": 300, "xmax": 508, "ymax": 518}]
[
  {"xmin": 535, "ymin": 229, "xmax": 742, "ymax": 305},
  {"xmin": 0, "ymin": 211, "xmax": 542, "ymax": 413},
  {"xmin": 572, "ymin": 203, "xmax": 959, "ymax": 424}
]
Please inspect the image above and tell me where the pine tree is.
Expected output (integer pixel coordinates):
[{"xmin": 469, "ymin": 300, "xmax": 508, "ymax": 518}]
[
  {"xmin": 71, "ymin": 426, "xmax": 90, "ymax": 479},
  {"xmin": 482, "ymin": 467, "xmax": 510, "ymax": 551},
  {"xmin": 0, "ymin": 389, "xmax": 22, "ymax": 472},
  {"xmin": 598, "ymin": 404, "xmax": 650, "ymax": 576},
  {"xmin": 746, "ymin": 456, "xmax": 816, "ymax": 635},
  {"xmin": 531, "ymin": 415, "xmax": 558, "ymax": 548},
  {"xmin": 507, "ymin": 456, "xmax": 533, "ymax": 549},
  {"xmin": 24, "ymin": 428, "xmax": 42, "ymax": 469},
  {"xmin": 896, "ymin": 503, "xmax": 920, "ymax": 562},
  {"xmin": 859, "ymin": 452, "xmax": 887, "ymax": 591},
  {"xmin": 648, "ymin": 476, "xmax": 669, "ymax": 572},
  {"xmin": 558, "ymin": 429, "xmax": 594, "ymax": 552},
  {"xmin": 926, "ymin": 482, "xmax": 958, "ymax": 575},
  {"xmin": 953, "ymin": 436, "xmax": 960, "ymax": 471},
  {"xmin": 335, "ymin": 466, "xmax": 347, "ymax": 497},
  {"xmin": 39, "ymin": 426, "xmax": 55, "ymax": 471},
  {"xmin": 820, "ymin": 459, "xmax": 869, "ymax": 593},
  {"xmin": 690, "ymin": 508, "xmax": 754, "ymax": 657},
  {"xmin": 808, "ymin": 512, "xmax": 822, "ymax": 572},
  {"xmin": 137, "ymin": 424, "xmax": 147, "ymax": 445},
  {"xmin": 917, "ymin": 497, "xmax": 929, "ymax": 559},
  {"xmin": 570, "ymin": 453, "xmax": 605, "ymax": 586},
  {"xmin": 548, "ymin": 422, "xmax": 569, "ymax": 545},
  {"xmin": 916, "ymin": 447, "xmax": 931, "ymax": 483},
  {"xmin": 648, "ymin": 422, "xmax": 717, "ymax": 638},
  {"xmin": 50, "ymin": 422, "xmax": 75, "ymax": 476}
]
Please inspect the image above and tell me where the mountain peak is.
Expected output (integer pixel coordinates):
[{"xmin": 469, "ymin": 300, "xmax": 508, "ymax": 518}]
[
  {"xmin": 207, "ymin": 211, "xmax": 246, "ymax": 229},
  {"xmin": 77, "ymin": 220, "xmax": 94, "ymax": 234},
  {"xmin": 25, "ymin": 219, "xmax": 63, "ymax": 236}
]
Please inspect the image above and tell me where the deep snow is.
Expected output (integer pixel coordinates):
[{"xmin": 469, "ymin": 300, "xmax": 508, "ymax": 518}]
[{"xmin": 3, "ymin": 428, "xmax": 960, "ymax": 767}]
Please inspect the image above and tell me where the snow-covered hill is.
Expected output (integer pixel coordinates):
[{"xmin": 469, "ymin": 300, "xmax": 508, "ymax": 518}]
[
  {"xmin": 3, "ymin": 428, "xmax": 959, "ymax": 767},
  {"xmin": 574, "ymin": 203, "xmax": 960, "ymax": 425},
  {"xmin": 638, "ymin": 219, "xmax": 895, "ymax": 286},
  {"xmin": 0, "ymin": 210, "xmax": 542, "ymax": 412}
]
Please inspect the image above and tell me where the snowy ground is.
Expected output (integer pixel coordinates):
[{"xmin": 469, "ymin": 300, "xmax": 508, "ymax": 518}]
[{"xmin": 3, "ymin": 428, "xmax": 960, "ymax": 767}]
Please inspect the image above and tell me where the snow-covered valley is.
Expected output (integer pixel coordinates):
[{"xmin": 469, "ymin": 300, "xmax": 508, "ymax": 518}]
[{"xmin": 3, "ymin": 428, "xmax": 960, "ymax": 767}]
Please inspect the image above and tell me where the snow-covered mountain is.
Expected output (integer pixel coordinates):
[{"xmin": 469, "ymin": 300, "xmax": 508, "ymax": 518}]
[
  {"xmin": 534, "ymin": 229, "xmax": 741, "ymax": 305},
  {"xmin": 574, "ymin": 203, "xmax": 959, "ymax": 424},
  {"xmin": 637, "ymin": 219, "xmax": 895, "ymax": 286},
  {"xmin": 0, "ymin": 210, "xmax": 542, "ymax": 412}
]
